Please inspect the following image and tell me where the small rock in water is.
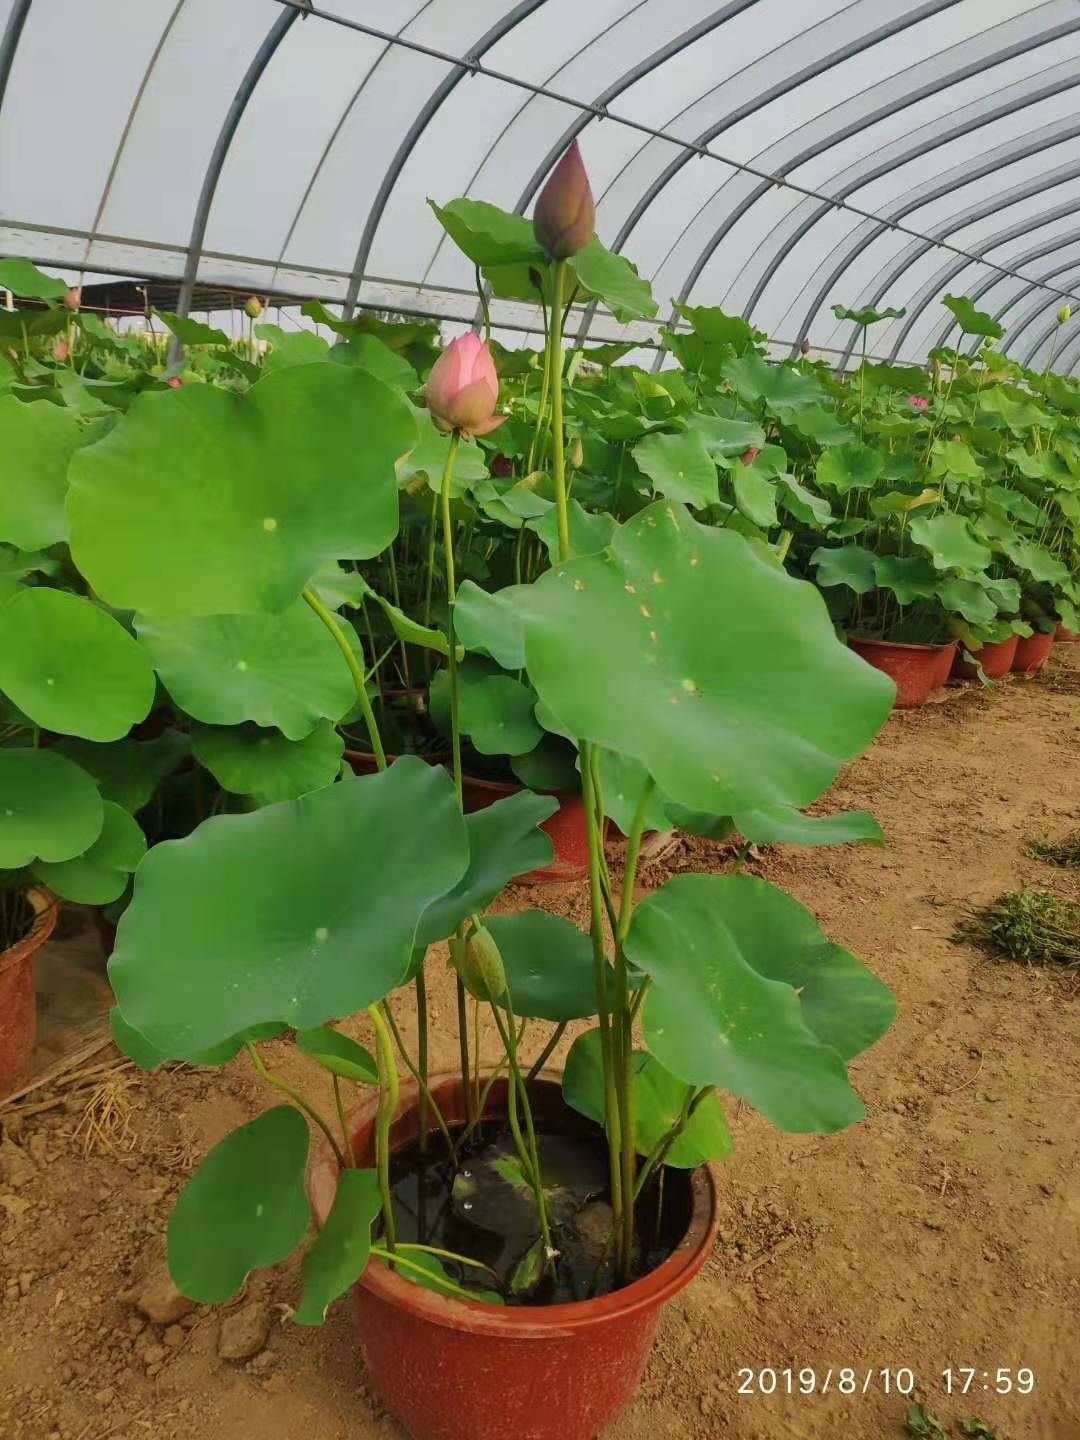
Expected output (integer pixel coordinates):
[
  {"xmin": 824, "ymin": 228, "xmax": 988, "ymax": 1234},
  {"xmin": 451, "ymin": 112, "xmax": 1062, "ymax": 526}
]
[{"xmin": 218, "ymin": 1301, "xmax": 271, "ymax": 1362}]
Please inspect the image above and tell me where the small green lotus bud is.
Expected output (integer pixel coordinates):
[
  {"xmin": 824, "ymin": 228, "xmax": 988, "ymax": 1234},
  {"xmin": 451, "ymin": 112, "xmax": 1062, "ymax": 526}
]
[
  {"xmin": 244, "ymin": 295, "xmax": 263, "ymax": 320},
  {"xmin": 460, "ymin": 924, "xmax": 506, "ymax": 1002},
  {"xmin": 1058, "ymin": 304, "xmax": 1071, "ymax": 325},
  {"xmin": 568, "ymin": 434, "xmax": 583, "ymax": 470}
]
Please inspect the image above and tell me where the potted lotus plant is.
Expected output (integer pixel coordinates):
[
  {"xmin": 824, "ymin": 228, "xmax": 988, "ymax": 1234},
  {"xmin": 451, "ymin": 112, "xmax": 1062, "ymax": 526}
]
[{"xmin": 96, "ymin": 147, "xmax": 897, "ymax": 1440}]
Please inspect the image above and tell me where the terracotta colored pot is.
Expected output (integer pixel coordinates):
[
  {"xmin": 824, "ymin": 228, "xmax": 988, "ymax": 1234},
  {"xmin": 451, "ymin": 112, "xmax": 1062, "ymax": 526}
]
[
  {"xmin": 847, "ymin": 636, "xmax": 957, "ymax": 709},
  {"xmin": 1012, "ymin": 631, "xmax": 1055, "ymax": 675},
  {"xmin": 1055, "ymin": 623, "xmax": 1079, "ymax": 642},
  {"xmin": 952, "ymin": 633, "xmax": 1019, "ymax": 681},
  {"xmin": 0, "ymin": 889, "xmax": 57, "ymax": 1099},
  {"xmin": 309, "ymin": 1074, "xmax": 718, "ymax": 1440},
  {"xmin": 460, "ymin": 775, "xmax": 589, "ymax": 885}
]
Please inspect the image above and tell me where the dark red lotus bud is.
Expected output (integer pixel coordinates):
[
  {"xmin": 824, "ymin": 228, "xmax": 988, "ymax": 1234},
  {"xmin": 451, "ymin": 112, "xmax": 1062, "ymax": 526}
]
[
  {"xmin": 490, "ymin": 453, "xmax": 513, "ymax": 478},
  {"xmin": 740, "ymin": 447, "xmax": 760, "ymax": 467},
  {"xmin": 534, "ymin": 141, "xmax": 595, "ymax": 261},
  {"xmin": 799, "ymin": 338, "xmax": 810, "ymax": 356}
]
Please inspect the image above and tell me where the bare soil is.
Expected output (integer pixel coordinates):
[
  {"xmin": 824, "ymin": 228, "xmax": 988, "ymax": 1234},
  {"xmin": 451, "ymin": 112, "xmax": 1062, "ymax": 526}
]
[{"xmin": 2, "ymin": 655, "xmax": 1080, "ymax": 1440}]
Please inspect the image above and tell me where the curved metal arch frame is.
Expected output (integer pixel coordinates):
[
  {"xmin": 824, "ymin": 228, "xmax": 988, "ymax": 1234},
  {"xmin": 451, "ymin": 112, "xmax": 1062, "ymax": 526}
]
[
  {"xmin": 575, "ymin": 0, "xmax": 965, "ymax": 345},
  {"xmin": 927, "ymin": 213, "xmax": 1080, "ymax": 354},
  {"xmin": 0, "ymin": 0, "xmax": 31, "ymax": 113},
  {"xmin": 272, "ymin": 0, "xmax": 441, "ymax": 279},
  {"xmin": 890, "ymin": 219, "xmax": 1080, "ymax": 364},
  {"xmin": 992, "ymin": 270, "xmax": 1080, "ymax": 363},
  {"xmin": 169, "ymin": 5, "xmax": 300, "ymax": 360},
  {"xmin": 1053, "ymin": 316, "xmax": 1080, "ymax": 375},
  {"xmin": 790, "ymin": 119, "xmax": 1080, "ymax": 370},
  {"xmin": 340, "ymin": 0, "xmax": 548, "ymax": 321},
  {"xmin": 1012, "ymin": 292, "xmax": 1080, "ymax": 368},
  {"xmin": 970, "ymin": 248, "xmax": 1080, "ymax": 356},
  {"xmin": 648, "ymin": 21, "xmax": 1080, "ymax": 371}
]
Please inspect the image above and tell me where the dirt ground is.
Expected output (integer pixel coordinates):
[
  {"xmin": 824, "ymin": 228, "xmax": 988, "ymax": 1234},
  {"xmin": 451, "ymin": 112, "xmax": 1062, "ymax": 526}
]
[{"xmin": 2, "ymin": 651, "xmax": 1079, "ymax": 1440}]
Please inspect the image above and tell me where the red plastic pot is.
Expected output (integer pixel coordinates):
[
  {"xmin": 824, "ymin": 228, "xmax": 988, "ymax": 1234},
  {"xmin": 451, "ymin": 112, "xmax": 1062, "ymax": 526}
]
[
  {"xmin": 1012, "ymin": 631, "xmax": 1055, "ymax": 675},
  {"xmin": 344, "ymin": 749, "xmax": 452, "ymax": 778},
  {"xmin": 847, "ymin": 636, "xmax": 957, "ymax": 709},
  {"xmin": 0, "ymin": 889, "xmax": 57, "ymax": 1099},
  {"xmin": 309, "ymin": 1074, "xmax": 718, "ymax": 1440},
  {"xmin": 460, "ymin": 775, "xmax": 589, "ymax": 885},
  {"xmin": 951, "ymin": 633, "xmax": 1019, "ymax": 681}
]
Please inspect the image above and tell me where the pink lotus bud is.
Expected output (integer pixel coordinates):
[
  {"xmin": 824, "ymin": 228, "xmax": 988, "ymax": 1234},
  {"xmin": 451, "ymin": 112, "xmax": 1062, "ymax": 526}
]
[
  {"xmin": 740, "ymin": 447, "xmax": 760, "ymax": 467},
  {"xmin": 799, "ymin": 338, "xmax": 810, "ymax": 356},
  {"xmin": 909, "ymin": 395, "xmax": 929, "ymax": 410},
  {"xmin": 534, "ymin": 141, "xmax": 595, "ymax": 261},
  {"xmin": 63, "ymin": 287, "xmax": 81, "ymax": 312},
  {"xmin": 490, "ymin": 453, "xmax": 513, "ymax": 478},
  {"xmin": 167, "ymin": 377, "xmax": 183, "ymax": 389},
  {"xmin": 52, "ymin": 337, "xmax": 69, "ymax": 363},
  {"xmin": 425, "ymin": 333, "xmax": 506, "ymax": 437}
]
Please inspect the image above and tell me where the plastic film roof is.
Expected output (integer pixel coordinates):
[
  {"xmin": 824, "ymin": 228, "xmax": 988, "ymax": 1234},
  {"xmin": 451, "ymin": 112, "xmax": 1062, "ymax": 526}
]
[{"xmin": 4, "ymin": 0, "xmax": 1080, "ymax": 370}]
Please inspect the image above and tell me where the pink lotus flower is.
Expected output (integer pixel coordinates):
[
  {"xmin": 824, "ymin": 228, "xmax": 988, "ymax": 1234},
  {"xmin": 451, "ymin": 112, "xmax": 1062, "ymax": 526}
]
[
  {"xmin": 63, "ymin": 287, "xmax": 81, "ymax": 312},
  {"xmin": 740, "ymin": 447, "xmax": 761, "ymax": 466},
  {"xmin": 534, "ymin": 141, "xmax": 595, "ymax": 261},
  {"xmin": 167, "ymin": 377, "xmax": 183, "ymax": 389},
  {"xmin": 52, "ymin": 337, "xmax": 69, "ymax": 363},
  {"xmin": 426, "ymin": 334, "xmax": 505, "ymax": 437},
  {"xmin": 909, "ymin": 395, "xmax": 929, "ymax": 410}
]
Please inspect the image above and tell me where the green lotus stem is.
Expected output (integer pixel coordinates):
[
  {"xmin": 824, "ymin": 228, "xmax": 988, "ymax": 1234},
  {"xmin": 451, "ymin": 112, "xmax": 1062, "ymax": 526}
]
[
  {"xmin": 456, "ymin": 1019, "xmax": 526, "ymax": 1149},
  {"xmin": 439, "ymin": 431, "xmax": 463, "ymax": 802},
  {"xmin": 381, "ymin": 997, "xmax": 457, "ymax": 1163},
  {"xmin": 246, "ymin": 1042, "xmax": 346, "ymax": 1172},
  {"xmin": 548, "ymin": 260, "xmax": 571, "ymax": 562},
  {"xmin": 488, "ymin": 997, "xmax": 555, "ymax": 1268},
  {"xmin": 371, "ymin": 1246, "xmax": 489, "ymax": 1303},
  {"xmin": 474, "ymin": 264, "xmax": 492, "ymax": 346},
  {"xmin": 525, "ymin": 1022, "xmax": 566, "ymax": 1087},
  {"xmin": 617, "ymin": 778, "xmax": 655, "ymax": 942},
  {"xmin": 332, "ymin": 1074, "xmax": 355, "ymax": 1168},
  {"xmin": 633, "ymin": 1087, "xmax": 714, "ymax": 1202},
  {"xmin": 367, "ymin": 1005, "xmax": 399, "ymax": 1252},
  {"xmin": 385, "ymin": 542, "xmax": 411, "ymax": 688},
  {"xmin": 301, "ymin": 586, "xmax": 386, "ymax": 771},
  {"xmin": 414, "ymin": 967, "xmax": 430, "ymax": 1153},
  {"xmin": 394, "ymin": 1242, "xmax": 498, "ymax": 1280},
  {"xmin": 421, "ymin": 489, "xmax": 439, "ymax": 684}
]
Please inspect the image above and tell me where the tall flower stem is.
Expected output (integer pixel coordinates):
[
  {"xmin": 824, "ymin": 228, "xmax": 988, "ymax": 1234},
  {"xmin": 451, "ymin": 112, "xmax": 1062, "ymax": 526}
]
[
  {"xmin": 437, "ymin": 432, "xmax": 474, "ymax": 1125},
  {"xmin": 302, "ymin": 586, "xmax": 386, "ymax": 770},
  {"xmin": 367, "ymin": 1004, "xmax": 399, "ymax": 1251},
  {"xmin": 548, "ymin": 261, "xmax": 571, "ymax": 559},
  {"xmin": 246, "ymin": 1043, "xmax": 345, "ymax": 1171},
  {"xmin": 488, "ymin": 998, "xmax": 554, "ymax": 1266}
]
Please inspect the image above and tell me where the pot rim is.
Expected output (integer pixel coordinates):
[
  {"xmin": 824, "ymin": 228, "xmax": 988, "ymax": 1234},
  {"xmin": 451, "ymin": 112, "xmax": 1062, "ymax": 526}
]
[
  {"xmin": 848, "ymin": 634, "xmax": 957, "ymax": 655},
  {"xmin": 309, "ymin": 1070, "xmax": 719, "ymax": 1340},
  {"xmin": 0, "ymin": 887, "xmax": 58, "ymax": 979}
]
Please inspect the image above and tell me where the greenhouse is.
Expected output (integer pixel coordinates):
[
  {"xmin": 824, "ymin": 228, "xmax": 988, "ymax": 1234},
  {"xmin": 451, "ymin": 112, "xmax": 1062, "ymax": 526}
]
[{"xmin": 0, "ymin": 3, "xmax": 1077, "ymax": 1438}]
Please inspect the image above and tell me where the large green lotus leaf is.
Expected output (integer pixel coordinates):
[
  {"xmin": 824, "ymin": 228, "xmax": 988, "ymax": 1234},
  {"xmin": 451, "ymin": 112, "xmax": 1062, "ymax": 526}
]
[
  {"xmin": 722, "ymin": 353, "xmax": 823, "ymax": 414},
  {"xmin": 0, "ymin": 588, "xmax": 154, "ymax": 741},
  {"xmin": 458, "ymin": 671, "xmax": 542, "ymax": 757},
  {"xmin": 415, "ymin": 791, "xmax": 557, "ymax": 948},
  {"xmin": 982, "ymin": 575, "xmax": 1022, "ymax": 612},
  {"xmin": 52, "ymin": 731, "xmax": 190, "ymax": 813},
  {"xmin": 520, "ymin": 502, "xmax": 892, "ymax": 815},
  {"xmin": 295, "ymin": 1168, "xmax": 382, "ymax": 1325},
  {"xmin": 454, "ymin": 582, "xmax": 528, "ymax": 669},
  {"xmin": 776, "ymin": 474, "xmax": 833, "ymax": 527},
  {"xmin": 733, "ymin": 805, "xmax": 884, "ymax": 847},
  {"xmin": 810, "ymin": 544, "xmax": 877, "ymax": 594},
  {"xmin": 816, "ymin": 442, "xmax": 884, "ymax": 494},
  {"xmin": 68, "ymin": 364, "xmax": 415, "ymax": 618},
  {"xmin": 909, "ymin": 513, "xmax": 991, "ymax": 573},
  {"xmin": 153, "ymin": 310, "xmax": 230, "ymax": 347},
  {"xmin": 732, "ymin": 466, "xmax": 777, "ymax": 528},
  {"xmin": 168, "ymin": 1107, "xmax": 311, "ymax": 1304},
  {"xmin": 0, "ymin": 395, "xmax": 85, "ymax": 549},
  {"xmin": 190, "ymin": 721, "xmax": 344, "ymax": 803},
  {"xmin": 295, "ymin": 1026, "xmax": 378, "ymax": 1083},
  {"xmin": 109, "ymin": 757, "xmax": 469, "ymax": 1057},
  {"xmin": 0, "ymin": 258, "xmax": 68, "ymax": 300},
  {"xmin": 986, "ymin": 484, "xmax": 1042, "ymax": 525},
  {"xmin": 484, "ymin": 911, "xmax": 596, "ymax": 1022},
  {"xmin": 111, "ymin": 1009, "xmax": 286, "ymax": 1071},
  {"xmin": 831, "ymin": 302, "xmax": 906, "ymax": 327},
  {"xmin": 0, "ymin": 750, "xmax": 103, "ymax": 866},
  {"xmin": 0, "ymin": 545, "xmax": 59, "ymax": 602},
  {"xmin": 428, "ymin": 198, "xmax": 544, "ymax": 268},
  {"xmin": 256, "ymin": 324, "xmax": 330, "ymax": 371},
  {"xmin": 997, "ymin": 537, "xmax": 1070, "ymax": 585},
  {"xmin": 563, "ymin": 1029, "xmax": 731, "ymax": 1168},
  {"xmin": 626, "ymin": 875, "xmax": 894, "ymax": 1132},
  {"xmin": 664, "ymin": 804, "xmax": 736, "ymax": 842},
  {"xmin": 33, "ymin": 801, "xmax": 145, "ymax": 903},
  {"xmin": 398, "ymin": 408, "xmax": 488, "ymax": 495},
  {"xmin": 942, "ymin": 294, "xmax": 1004, "ymax": 339},
  {"xmin": 684, "ymin": 412, "xmax": 765, "ymax": 458},
  {"xmin": 352, "ymin": 576, "xmax": 453, "ymax": 658},
  {"xmin": 633, "ymin": 430, "xmax": 718, "ymax": 509},
  {"xmin": 931, "ymin": 439, "xmax": 983, "ymax": 481},
  {"xmin": 510, "ymin": 733, "xmax": 579, "ymax": 793},
  {"xmin": 530, "ymin": 499, "xmax": 615, "ymax": 562},
  {"xmin": 872, "ymin": 555, "xmax": 940, "ymax": 604},
  {"xmin": 869, "ymin": 488, "xmax": 941, "ymax": 519},
  {"xmin": 569, "ymin": 237, "xmax": 658, "ymax": 323},
  {"xmin": 1003, "ymin": 447, "xmax": 1050, "ymax": 481},
  {"xmin": 595, "ymin": 748, "xmax": 670, "ymax": 835},
  {"xmin": 786, "ymin": 405, "xmax": 855, "ymax": 447},
  {"xmin": 674, "ymin": 303, "xmax": 762, "ymax": 351},
  {"xmin": 137, "ymin": 603, "xmax": 355, "ymax": 740},
  {"xmin": 936, "ymin": 577, "xmax": 997, "ymax": 624},
  {"xmin": 330, "ymin": 335, "xmax": 416, "ymax": 391}
]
